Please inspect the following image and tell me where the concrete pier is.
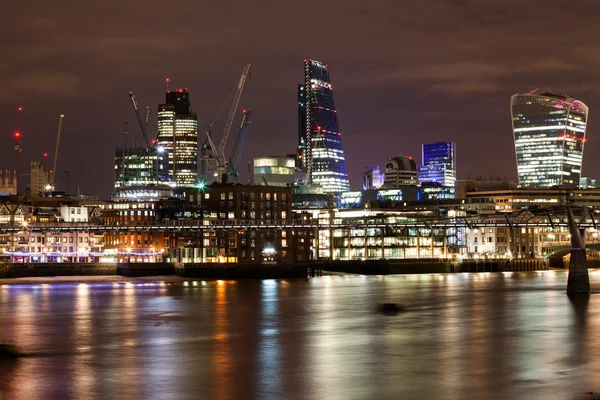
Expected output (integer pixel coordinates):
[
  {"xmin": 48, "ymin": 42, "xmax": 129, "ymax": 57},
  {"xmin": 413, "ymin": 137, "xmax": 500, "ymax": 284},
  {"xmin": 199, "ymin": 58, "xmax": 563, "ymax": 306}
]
[{"xmin": 566, "ymin": 207, "xmax": 590, "ymax": 295}]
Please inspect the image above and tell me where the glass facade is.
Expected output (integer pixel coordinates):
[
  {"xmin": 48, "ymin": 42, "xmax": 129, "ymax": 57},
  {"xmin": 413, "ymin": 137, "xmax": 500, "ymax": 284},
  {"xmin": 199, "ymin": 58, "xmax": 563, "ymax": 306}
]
[
  {"xmin": 418, "ymin": 142, "xmax": 456, "ymax": 188},
  {"xmin": 253, "ymin": 156, "xmax": 296, "ymax": 187},
  {"xmin": 157, "ymin": 89, "xmax": 198, "ymax": 187},
  {"xmin": 114, "ymin": 147, "xmax": 168, "ymax": 189},
  {"xmin": 298, "ymin": 60, "xmax": 350, "ymax": 193},
  {"xmin": 511, "ymin": 91, "xmax": 588, "ymax": 188}
]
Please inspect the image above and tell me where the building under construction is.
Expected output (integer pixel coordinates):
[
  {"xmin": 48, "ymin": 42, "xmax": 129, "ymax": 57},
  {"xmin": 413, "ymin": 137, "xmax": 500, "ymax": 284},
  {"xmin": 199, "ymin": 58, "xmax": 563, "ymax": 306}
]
[{"xmin": 114, "ymin": 147, "xmax": 168, "ymax": 189}]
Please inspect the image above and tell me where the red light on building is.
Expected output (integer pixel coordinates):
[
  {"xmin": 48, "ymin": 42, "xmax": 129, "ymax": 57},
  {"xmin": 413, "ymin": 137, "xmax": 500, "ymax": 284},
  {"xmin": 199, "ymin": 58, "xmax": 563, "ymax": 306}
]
[
  {"xmin": 43, "ymin": 152, "xmax": 48, "ymax": 158},
  {"xmin": 17, "ymin": 107, "xmax": 23, "ymax": 112},
  {"xmin": 14, "ymin": 131, "xmax": 20, "ymax": 138}
]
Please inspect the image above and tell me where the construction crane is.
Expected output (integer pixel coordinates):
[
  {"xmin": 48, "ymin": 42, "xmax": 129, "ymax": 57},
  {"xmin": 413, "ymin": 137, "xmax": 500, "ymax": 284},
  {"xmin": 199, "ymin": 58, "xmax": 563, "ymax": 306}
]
[
  {"xmin": 50, "ymin": 114, "xmax": 64, "ymax": 190},
  {"xmin": 128, "ymin": 91, "xmax": 152, "ymax": 148},
  {"xmin": 227, "ymin": 109, "xmax": 252, "ymax": 183},
  {"xmin": 205, "ymin": 63, "xmax": 251, "ymax": 183},
  {"xmin": 14, "ymin": 107, "xmax": 23, "ymax": 194}
]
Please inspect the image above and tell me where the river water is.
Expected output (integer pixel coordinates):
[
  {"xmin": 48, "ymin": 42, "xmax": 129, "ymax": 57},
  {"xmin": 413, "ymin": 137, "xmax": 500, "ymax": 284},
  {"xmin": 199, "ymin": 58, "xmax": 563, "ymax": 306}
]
[{"xmin": 1, "ymin": 271, "xmax": 600, "ymax": 400}]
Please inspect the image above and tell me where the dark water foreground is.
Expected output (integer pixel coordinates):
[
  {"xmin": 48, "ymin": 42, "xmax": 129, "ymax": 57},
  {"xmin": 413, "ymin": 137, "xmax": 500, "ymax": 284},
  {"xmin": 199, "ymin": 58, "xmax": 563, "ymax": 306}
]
[{"xmin": 1, "ymin": 271, "xmax": 600, "ymax": 400}]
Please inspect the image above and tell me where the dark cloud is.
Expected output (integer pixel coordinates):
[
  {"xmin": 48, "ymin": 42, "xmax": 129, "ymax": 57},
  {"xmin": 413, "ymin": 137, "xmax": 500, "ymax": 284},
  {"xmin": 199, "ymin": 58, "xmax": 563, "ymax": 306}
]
[{"xmin": 1, "ymin": 0, "xmax": 600, "ymax": 197}]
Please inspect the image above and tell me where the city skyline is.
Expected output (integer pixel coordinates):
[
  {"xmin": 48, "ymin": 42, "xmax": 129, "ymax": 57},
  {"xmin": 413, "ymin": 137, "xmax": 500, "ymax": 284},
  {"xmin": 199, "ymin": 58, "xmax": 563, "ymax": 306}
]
[{"xmin": 3, "ymin": 2, "xmax": 600, "ymax": 198}]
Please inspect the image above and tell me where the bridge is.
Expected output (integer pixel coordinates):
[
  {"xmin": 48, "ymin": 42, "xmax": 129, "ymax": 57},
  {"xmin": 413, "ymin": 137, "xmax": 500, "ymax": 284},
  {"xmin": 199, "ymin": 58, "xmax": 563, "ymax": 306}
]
[
  {"xmin": 0, "ymin": 206, "xmax": 592, "ymax": 295},
  {"xmin": 1, "ymin": 206, "xmax": 599, "ymax": 233}
]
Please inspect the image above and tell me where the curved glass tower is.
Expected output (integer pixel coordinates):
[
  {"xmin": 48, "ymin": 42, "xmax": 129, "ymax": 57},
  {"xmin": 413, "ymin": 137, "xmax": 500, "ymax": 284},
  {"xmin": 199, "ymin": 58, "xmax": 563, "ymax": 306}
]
[
  {"xmin": 511, "ymin": 90, "xmax": 588, "ymax": 188},
  {"xmin": 298, "ymin": 60, "xmax": 350, "ymax": 193}
]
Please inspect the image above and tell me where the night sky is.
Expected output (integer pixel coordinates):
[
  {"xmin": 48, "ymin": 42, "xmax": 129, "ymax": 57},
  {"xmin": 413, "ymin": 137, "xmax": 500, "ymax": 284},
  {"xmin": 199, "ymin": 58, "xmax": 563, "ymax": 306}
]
[{"xmin": 3, "ymin": 0, "xmax": 600, "ymax": 198}]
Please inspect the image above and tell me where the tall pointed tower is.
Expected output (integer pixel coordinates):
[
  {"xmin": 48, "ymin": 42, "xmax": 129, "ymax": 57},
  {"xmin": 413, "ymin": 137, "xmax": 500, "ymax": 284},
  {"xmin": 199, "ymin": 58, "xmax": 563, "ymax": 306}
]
[{"xmin": 298, "ymin": 59, "xmax": 350, "ymax": 193}]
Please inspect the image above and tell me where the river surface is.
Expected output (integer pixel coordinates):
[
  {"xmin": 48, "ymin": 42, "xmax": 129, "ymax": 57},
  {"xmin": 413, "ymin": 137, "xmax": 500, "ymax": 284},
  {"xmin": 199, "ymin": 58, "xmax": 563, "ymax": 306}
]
[{"xmin": 1, "ymin": 271, "xmax": 600, "ymax": 400}]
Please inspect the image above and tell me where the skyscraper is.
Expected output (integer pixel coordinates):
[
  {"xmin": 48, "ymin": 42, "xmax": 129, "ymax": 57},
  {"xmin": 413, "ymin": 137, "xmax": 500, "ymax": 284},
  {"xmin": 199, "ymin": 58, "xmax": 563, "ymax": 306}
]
[
  {"xmin": 418, "ymin": 142, "xmax": 456, "ymax": 188},
  {"xmin": 511, "ymin": 90, "xmax": 588, "ymax": 188},
  {"xmin": 298, "ymin": 60, "xmax": 350, "ymax": 193},
  {"xmin": 157, "ymin": 89, "xmax": 198, "ymax": 187}
]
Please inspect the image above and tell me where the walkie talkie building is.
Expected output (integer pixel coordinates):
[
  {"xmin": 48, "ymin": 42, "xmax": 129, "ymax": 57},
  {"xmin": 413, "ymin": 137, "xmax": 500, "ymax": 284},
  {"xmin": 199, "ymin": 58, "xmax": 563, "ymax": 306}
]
[{"xmin": 511, "ymin": 90, "xmax": 588, "ymax": 188}]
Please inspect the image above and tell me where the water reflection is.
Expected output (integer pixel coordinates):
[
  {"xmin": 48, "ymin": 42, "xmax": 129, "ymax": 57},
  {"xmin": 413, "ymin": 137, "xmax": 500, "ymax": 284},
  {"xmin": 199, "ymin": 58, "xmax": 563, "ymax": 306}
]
[
  {"xmin": 258, "ymin": 280, "xmax": 280, "ymax": 397},
  {"xmin": 211, "ymin": 281, "xmax": 233, "ymax": 400},
  {"xmin": 0, "ymin": 273, "xmax": 599, "ymax": 399}
]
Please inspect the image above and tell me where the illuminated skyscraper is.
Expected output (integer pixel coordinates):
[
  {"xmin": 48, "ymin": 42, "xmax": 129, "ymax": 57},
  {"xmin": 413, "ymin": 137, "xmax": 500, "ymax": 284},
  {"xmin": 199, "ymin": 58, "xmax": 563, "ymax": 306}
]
[
  {"xmin": 298, "ymin": 60, "xmax": 350, "ymax": 193},
  {"xmin": 511, "ymin": 90, "xmax": 588, "ymax": 188},
  {"xmin": 157, "ymin": 89, "xmax": 198, "ymax": 187},
  {"xmin": 114, "ymin": 147, "xmax": 168, "ymax": 189},
  {"xmin": 418, "ymin": 142, "xmax": 456, "ymax": 188}
]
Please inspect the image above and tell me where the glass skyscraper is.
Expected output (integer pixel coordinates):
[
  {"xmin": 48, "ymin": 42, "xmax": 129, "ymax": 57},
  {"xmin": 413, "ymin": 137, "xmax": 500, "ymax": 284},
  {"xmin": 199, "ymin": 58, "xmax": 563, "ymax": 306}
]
[
  {"xmin": 157, "ymin": 89, "xmax": 198, "ymax": 187},
  {"xmin": 511, "ymin": 90, "xmax": 588, "ymax": 188},
  {"xmin": 114, "ymin": 147, "xmax": 168, "ymax": 189},
  {"xmin": 418, "ymin": 142, "xmax": 456, "ymax": 188},
  {"xmin": 298, "ymin": 59, "xmax": 350, "ymax": 193}
]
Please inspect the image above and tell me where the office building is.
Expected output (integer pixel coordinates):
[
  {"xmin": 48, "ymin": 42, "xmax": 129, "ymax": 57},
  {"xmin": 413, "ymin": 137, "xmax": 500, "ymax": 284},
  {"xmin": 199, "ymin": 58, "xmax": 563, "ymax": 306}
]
[
  {"xmin": 511, "ymin": 90, "xmax": 588, "ymax": 188},
  {"xmin": 114, "ymin": 147, "xmax": 168, "ymax": 189},
  {"xmin": 362, "ymin": 166, "xmax": 385, "ymax": 190},
  {"xmin": 254, "ymin": 156, "xmax": 296, "ymax": 187},
  {"xmin": 157, "ymin": 89, "xmax": 198, "ymax": 187},
  {"xmin": 382, "ymin": 156, "xmax": 418, "ymax": 188},
  {"xmin": 297, "ymin": 59, "xmax": 350, "ymax": 193},
  {"xmin": 580, "ymin": 177, "xmax": 599, "ymax": 189},
  {"xmin": 418, "ymin": 142, "xmax": 456, "ymax": 188}
]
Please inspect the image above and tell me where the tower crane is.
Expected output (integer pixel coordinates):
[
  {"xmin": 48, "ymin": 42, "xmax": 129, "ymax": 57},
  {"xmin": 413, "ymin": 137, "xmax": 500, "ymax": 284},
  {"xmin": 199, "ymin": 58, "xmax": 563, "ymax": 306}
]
[
  {"xmin": 205, "ymin": 63, "xmax": 251, "ymax": 183},
  {"xmin": 50, "ymin": 114, "xmax": 64, "ymax": 190},
  {"xmin": 227, "ymin": 109, "xmax": 252, "ymax": 183},
  {"xmin": 129, "ymin": 92, "xmax": 152, "ymax": 148}
]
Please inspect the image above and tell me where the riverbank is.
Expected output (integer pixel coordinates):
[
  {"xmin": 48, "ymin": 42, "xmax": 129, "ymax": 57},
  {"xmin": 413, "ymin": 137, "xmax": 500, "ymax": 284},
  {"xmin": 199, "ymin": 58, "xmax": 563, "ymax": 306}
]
[
  {"xmin": 0, "ymin": 258, "xmax": 553, "ymax": 281},
  {"xmin": 0, "ymin": 275, "xmax": 186, "ymax": 285}
]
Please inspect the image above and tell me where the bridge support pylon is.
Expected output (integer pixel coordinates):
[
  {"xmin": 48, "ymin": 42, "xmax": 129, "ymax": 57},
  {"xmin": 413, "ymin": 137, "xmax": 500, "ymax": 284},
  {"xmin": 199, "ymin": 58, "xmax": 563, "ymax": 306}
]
[{"xmin": 567, "ymin": 207, "xmax": 590, "ymax": 295}]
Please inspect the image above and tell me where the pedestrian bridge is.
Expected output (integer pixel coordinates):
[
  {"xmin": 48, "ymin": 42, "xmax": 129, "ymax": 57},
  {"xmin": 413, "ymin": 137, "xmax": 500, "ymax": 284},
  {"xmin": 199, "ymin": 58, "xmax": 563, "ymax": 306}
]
[{"xmin": 0, "ymin": 206, "xmax": 598, "ymax": 233}]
